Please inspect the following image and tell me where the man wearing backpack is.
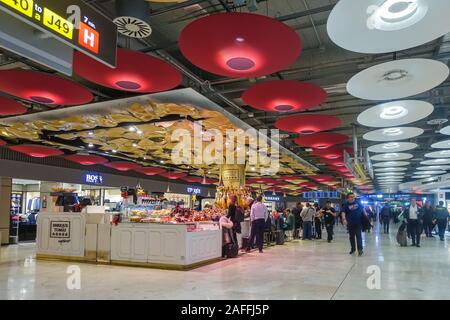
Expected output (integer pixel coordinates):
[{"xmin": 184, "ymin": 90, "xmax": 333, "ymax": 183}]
[
  {"xmin": 381, "ymin": 203, "xmax": 392, "ymax": 234},
  {"xmin": 433, "ymin": 201, "xmax": 449, "ymax": 241}
]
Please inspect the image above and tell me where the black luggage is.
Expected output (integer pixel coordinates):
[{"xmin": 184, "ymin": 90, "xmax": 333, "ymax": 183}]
[{"xmin": 222, "ymin": 229, "xmax": 239, "ymax": 258}]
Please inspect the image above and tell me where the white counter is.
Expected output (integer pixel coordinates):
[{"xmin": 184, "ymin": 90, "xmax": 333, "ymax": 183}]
[
  {"xmin": 111, "ymin": 223, "xmax": 222, "ymax": 269},
  {"xmin": 36, "ymin": 212, "xmax": 222, "ymax": 270}
]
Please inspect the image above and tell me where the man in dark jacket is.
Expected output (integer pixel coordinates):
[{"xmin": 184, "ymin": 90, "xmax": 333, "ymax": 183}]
[
  {"xmin": 422, "ymin": 201, "xmax": 434, "ymax": 238},
  {"xmin": 433, "ymin": 201, "xmax": 449, "ymax": 241},
  {"xmin": 341, "ymin": 193, "xmax": 366, "ymax": 256},
  {"xmin": 404, "ymin": 198, "xmax": 423, "ymax": 247},
  {"xmin": 292, "ymin": 202, "xmax": 303, "ymax": 239},
  {"xmin": 381, "ymin": 203, "xmax": 392, "ymax": 234}
]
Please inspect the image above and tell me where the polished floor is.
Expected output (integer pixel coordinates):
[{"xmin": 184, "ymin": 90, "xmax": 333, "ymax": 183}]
[{"xmin": 1, "ymin": 223, "xmax": 449, "ymax": 300}]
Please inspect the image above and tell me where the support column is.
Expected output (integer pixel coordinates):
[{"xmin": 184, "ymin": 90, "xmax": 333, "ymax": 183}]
[{"xmin": 0, "ymin": 177, "xmax": 12, "ymax": 244}]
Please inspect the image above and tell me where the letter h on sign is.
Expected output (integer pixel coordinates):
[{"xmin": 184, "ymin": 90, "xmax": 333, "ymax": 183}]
[{"xmin": 78, "ymin": 22, "xmax": 99, "ymax": 54}]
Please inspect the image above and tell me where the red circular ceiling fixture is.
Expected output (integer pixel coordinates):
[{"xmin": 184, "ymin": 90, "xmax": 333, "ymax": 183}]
[
  {"xmin": 324, "ymin": 159, "xmax": 346, "ymax": 167},
  {"xmin": 9, "ymin": 145, "xmax": 64, "ymax": 158},
  {"xmin": 311, "ymin": 175, "xmax": 336, "ymax": 182},
  {"xmin": 73, "ymin": 49, "xmax": 182, "ymax": 93},
  {"xmin": 0, "ymin": 96, "xmax": 28, "ymax": 116},
  {"xmin": 242, "ymin": 80, "xmax": 326, "ymax": 113},
  {"xmin": 104, "ymin": 161, "xmax": 141, "ymax": 171},
  {"xmin": 0, "ymin": 139, "xmax": 6, "ymax": 146},
  {"xmin": 294, "ymin": 133, "xmax": 348, "ymax": 149},
  {"xmin": 282, "ymin": 176, "xmax": 304, "ymax": 182},
  {"xmin": 159, "ymin": 171, "xmax": 188, "ymax": 180},
  {"xmin": 183, "ymin": 176, "xmax": 203, "ymax": 183},
  {"xmin": 65, "ymin": 154, "xmax": 109, "ymax": 165},
  {"xmin": 0, "ymin": 70, "xmax": 93, "ymax": 105},
  {"xmin": 179, "ymin": 12, "xmax": 301, "ymax": 78},
  {"xmin": 136, "ymin": 167, "xmax": 167, "ymax": 176},
  {"xmin": 275, "ymin": 114, "xmax": 342, "ymax": 134},
  {"xmin": 311, "ymin": 147, "xmax": 353, "ymax": 159},
  {"xmin": 299, "ymin": 182, "xmax": 316, "ymax": 189}
]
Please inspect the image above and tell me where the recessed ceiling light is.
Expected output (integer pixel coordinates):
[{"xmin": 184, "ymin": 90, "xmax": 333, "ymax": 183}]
[
  {"xmin": 112, "ymin": 150, "xmax": 117, "ymax": 153},
  {"xmin": 132, "ymin": 143, "xmax": 137, "ymax": 147},
  {"xmin": 137, "ymin": 130, "xmax": 143, "ymax": 135},
  {"xmin": 380, "ymin": 106, "xmax": 408, "ymax": 119},
  {"xmin": 129, "ymin": 126, "xmax": 136, "ymax": 132},
  {"xmin": 88, "ymin": 131, "xmax": 94, "ymax": 136},
  {"xmin": 88, "ymin": 143, "xmax": 94, "ymax": 148}
]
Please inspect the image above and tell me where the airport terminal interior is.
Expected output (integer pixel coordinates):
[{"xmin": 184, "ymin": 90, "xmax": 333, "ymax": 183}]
[{"xmin": 0, "ymin": 0, "xmax": 450, "ymax": 300}]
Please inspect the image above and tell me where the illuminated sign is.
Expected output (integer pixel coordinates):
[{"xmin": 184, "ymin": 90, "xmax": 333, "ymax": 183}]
[
  {"xmin": 84, "ymin": 172, "xmax": 104, "ymax": 185},
  {"xmin": 264, "ymin": 196, "xmax": 280, "ymax": 202},
  {"xmin": 187, "ymin": 187, "xmax": 201, "ymax": 195},
  {"xmin": 0, "ymin": 0, "xmax": 117, "ymax": 67}
]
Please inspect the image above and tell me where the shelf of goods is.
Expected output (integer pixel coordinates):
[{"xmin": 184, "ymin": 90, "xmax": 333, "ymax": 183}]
[{"xmin": 36, "ymin": 206, "xmax": 223, "ymax": 270}]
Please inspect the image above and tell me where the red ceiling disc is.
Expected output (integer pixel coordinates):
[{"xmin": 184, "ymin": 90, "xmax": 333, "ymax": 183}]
[
  {"xmin": 0, "ymin": 96, "xmax": 27, "ymax": 116},
  {"xmin": 299, "ymin": 182, "xmax": 316, "ymax": 189},
  {"xmin": 104, "ymin": 161, "xmax": 141, "ymax": 171},
  {"xmin": 0, "ymin": 69, "xmax": 93, "ymax": 105},
  {"xmin": 275, "ymin": 114, "xmax": 342, "ymax": 134},
  {"xmin": 311, "ymin": 175, "xmax": 336, "ymax": 182},
  {"xmin": 324, "ymin": 160, "xmax": 346, "ymax": 167},
  {"xmin": 73, "ymin": 48, "xmax": 182, "ymax": 93},
  {"xmin": 9, "ymin": 145, "xmax": 63, "ymax": 158},
  {"xmin": 311, "ymin": 147, "xmax": 353, "ymax": 159},
  {"xmin": 136, "ymin": 167, "xmax": 167, "ymax": 176},
  {"xmin": 65, "ymin": 154, "xmax": 109, "ymax": 166},
  {"xmin": 0, "ymin": 139, "xmax": 6, "ymax": 146},
  {"xmin": 294, "ymin": 133, "xmax": 348, "ymax": 149},
  {"xmin": 242, "ymin": 81, "xmax": 326, "ymax": 113},
  {"xmin": 203, "ymin": 179, "xmax": 218, "ymax": 185},
  {"xmin": 281, "ymin": 176, "xmax": 304, "ymax": 182},
  {"xmin": 179, "ymin": 12, "xmax": 301, "ymax": 78},
  {"xmin": 159, "ymin": 172, "xmax": 188, "ymax": 180},
  {"xmin": 183, "ymin": 176, "xmax": 203, "ymax": 183}
]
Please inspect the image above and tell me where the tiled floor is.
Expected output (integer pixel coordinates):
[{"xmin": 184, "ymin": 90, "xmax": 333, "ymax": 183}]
[{"xmin": 0, "ymin": 223, "xmax": 449, "ymax": 300}]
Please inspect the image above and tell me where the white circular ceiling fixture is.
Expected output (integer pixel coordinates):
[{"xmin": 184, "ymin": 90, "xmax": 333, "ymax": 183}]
[
  {"xmin": 375, "ymin": 167, "xmax": 408, "ymax": 172},
  {"xmin": 416, "ymin": 170, "xmax": 446, "ymax": 175},
  {"xmin": 421, "ymin": 159, "xmax": 450, "ymax": 165},
  {"xmin": 327, "ymin": 0, "xmax": 450, "ymax": 54},
  {"xmin": 347, "ymin": 59, "xmax": 449, "ymax": 101},
  {"xmin": 373, "ymin": 161, "xmax": 410, "ymax": 167},
  {"xmin": 425, "ymin": 150, "xmax": 450, "ymax": 158},
  {"xmin": 431, "ymin": 140, "xmax": 450, "ymax": 149},
  {"xmin": 412, "ymin": 175, "xmax": 432, "ymax": 179},
  {"xmin": 416, "ymin": 166, "xmax": 450, "ymax": 171},
  {"xmin": 368, "ymin": 142, "xmax": 418, "ymax": 153},
  {"xmin": 363, "ymin": 127, "xmax": 423, "ymax": 141},
  {"xmin": 358, "ymin": 100, "xmax": 434, "ymax": 127},
  {"xmin": 439, "ymin": 126, "xmax": 450, "ymax": 135},
  {"xmin": 376, "ymin": 172, "xmax": 405, "ymax": 176},
  {"xmin": 371, "ymin": 153, "xmax": 413, "ymax": 161}
]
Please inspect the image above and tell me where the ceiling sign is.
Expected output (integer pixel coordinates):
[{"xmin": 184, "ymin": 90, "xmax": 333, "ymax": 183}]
[{"xmin": 0, "ymin": 0, "xmax": 117, "ymax": 68}]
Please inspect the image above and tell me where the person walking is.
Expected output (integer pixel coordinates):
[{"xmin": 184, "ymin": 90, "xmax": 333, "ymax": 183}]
[
  {"xmin": 322, "ymin": 200, "xmax": 336, "ymax": 243},
  {"xmin": 314, "ymin": 203, "xmax": 322, "ymax": 239},
  {"xmin": 246, "ymin": 196, "xmax": 268, "ymax": 253},
  {"xmin": 381, "ymin": 203, "xmax": 392, "ymax": 234},
  {"xmin": 300, "ymin": 203, "xmax": 315, "ymax": 240},
  {"xmin": 341, "ymin": 193, "xmax": 365, "ymax": 256},
  {"xmin": 422, "ymin": 201, "xmax": 434, "ymax": 238},
  {"xmin": 292, "ymin": 202, "xmax": 303, "ymax": 239},
  {"xmin": 404, "ymin": 198, "xmax": 422, "ymax": 247},
  {"xmin": 433, "ymin": 201, "xmax": 449, "ymax": 241}
]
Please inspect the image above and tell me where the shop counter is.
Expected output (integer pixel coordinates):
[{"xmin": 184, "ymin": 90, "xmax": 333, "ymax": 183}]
[
  {"xmin": 111, "ymin": 222, "xmax": 222, "ymax": 269},
  {"xmin": 36, "ymin": 212, "xmax": 111, "ymax": 262}
]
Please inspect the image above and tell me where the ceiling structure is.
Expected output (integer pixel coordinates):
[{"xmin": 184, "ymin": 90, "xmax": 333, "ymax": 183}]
[{"xmin": 1, "ymin": 0, "xmax": 450, "ymax": 194}]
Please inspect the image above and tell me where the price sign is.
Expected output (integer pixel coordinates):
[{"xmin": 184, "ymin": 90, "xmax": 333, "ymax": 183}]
[{"xmin": 0, "ymin": 0, "xmax": 117, "ymax": 68}]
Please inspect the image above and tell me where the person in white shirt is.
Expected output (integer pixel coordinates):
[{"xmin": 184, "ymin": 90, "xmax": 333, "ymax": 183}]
[
  {"xmin": 405, "ymin": 198, "xmax": 422, "ymax": 247},
  {"xmin": 246, "ymin": 195, "xmax": 268, "ymax": 253}
]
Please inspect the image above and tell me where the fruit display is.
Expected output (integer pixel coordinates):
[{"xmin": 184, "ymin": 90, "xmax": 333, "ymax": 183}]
[{"xmin": 127, "ymin": 206, "xmax": 224, "ymax": 224}]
